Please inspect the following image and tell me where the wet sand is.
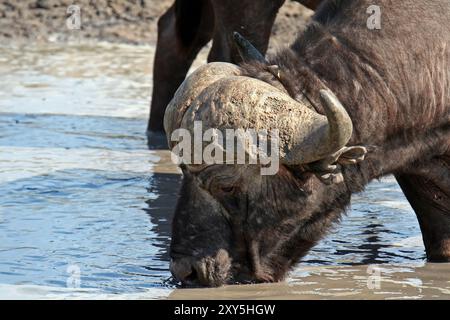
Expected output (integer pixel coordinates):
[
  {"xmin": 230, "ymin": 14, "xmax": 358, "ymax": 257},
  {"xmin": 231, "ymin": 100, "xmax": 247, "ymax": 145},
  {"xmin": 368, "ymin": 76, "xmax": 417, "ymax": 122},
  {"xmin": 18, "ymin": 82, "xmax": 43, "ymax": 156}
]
[{"xmin": 169, "ymin": 263, "xmax": 450, "ymax": 300}]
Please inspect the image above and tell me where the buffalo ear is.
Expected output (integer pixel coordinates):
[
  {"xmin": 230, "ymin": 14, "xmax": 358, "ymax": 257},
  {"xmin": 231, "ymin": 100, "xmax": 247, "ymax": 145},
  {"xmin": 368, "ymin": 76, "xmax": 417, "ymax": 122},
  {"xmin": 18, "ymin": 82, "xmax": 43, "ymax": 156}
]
[
  {"xmin": 335, "ymin": 146, "xmax": 367, "ymax": 165},
  {"xmin": 308, "ymin": 146, "xmax": 368, "ymax": 185}
]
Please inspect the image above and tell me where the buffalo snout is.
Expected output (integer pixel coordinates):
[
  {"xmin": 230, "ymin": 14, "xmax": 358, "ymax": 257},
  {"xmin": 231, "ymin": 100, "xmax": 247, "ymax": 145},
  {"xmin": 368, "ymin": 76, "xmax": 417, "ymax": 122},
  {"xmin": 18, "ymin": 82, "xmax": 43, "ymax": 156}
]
[{"xmin": 170, "ymin": 249, "xmax": 232, "ymax": 287}]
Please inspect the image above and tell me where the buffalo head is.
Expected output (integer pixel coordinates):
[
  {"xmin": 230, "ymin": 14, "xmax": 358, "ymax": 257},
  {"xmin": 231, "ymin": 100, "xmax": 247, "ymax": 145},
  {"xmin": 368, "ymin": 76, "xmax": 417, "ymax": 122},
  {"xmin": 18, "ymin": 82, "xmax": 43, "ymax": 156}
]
[{"xmin": 163, "ymin": 36, "xmax": 367, "ymax": 287}]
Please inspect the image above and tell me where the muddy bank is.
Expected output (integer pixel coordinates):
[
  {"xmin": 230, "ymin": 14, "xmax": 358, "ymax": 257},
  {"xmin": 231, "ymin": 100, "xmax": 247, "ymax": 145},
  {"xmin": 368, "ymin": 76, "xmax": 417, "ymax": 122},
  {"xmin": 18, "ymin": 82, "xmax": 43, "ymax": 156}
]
[{"xmin": 0, "ymin": 0, "xmax": 312, "ymax": 46}]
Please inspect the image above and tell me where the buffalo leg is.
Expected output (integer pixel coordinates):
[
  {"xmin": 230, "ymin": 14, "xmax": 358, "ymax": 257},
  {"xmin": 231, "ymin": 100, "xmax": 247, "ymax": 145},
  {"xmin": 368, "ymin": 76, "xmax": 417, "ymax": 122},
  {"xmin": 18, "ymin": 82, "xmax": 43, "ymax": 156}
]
[
  {"xmin": 395, "ymin": 155, "xmax": 450, "ymax": 261},
  {"xmin": 148, "ymin": 0, "xmax": 214, "ymax": 135}
]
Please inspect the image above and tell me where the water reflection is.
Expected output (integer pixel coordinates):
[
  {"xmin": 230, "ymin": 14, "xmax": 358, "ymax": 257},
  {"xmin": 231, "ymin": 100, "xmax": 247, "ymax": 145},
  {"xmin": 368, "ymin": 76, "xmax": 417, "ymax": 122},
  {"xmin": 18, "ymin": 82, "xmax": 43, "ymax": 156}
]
[{"xmin": 144, "ymin": 172, "xmax": 181, "ymax": 262}]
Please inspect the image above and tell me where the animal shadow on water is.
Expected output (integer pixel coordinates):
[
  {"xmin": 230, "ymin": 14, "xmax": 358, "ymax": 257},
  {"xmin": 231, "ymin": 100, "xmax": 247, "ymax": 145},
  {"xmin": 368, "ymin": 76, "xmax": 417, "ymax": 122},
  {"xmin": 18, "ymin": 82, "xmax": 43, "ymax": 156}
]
[
  {"xmin": 330, "ymin": 211, "xmax": 425, "ymax": 266},
  {"xmin": 143, "ymin": 172, "xmax": 182, "ymax": 286}
]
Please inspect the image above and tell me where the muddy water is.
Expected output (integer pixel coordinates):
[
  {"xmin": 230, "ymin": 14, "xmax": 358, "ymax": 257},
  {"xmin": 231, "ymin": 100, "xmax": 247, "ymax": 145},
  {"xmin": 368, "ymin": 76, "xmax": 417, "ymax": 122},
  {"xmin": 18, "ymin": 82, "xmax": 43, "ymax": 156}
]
[{"xmin": 0, "ymin": 42, "xmax": 449, "ymax": 299}]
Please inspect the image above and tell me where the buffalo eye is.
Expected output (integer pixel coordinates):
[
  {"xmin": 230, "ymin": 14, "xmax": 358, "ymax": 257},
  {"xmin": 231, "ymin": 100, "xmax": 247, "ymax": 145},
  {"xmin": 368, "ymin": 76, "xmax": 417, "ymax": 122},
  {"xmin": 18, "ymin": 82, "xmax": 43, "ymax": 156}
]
[{"xmin": 220, "ymin": 185, "xmax": 235, "ymax": 194}]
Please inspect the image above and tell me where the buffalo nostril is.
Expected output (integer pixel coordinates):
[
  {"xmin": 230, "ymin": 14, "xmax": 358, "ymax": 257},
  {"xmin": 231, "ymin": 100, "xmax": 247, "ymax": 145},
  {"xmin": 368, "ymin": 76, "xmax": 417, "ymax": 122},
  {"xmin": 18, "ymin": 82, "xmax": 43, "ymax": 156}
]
[{"xmin": 170, "ymin": 258, "xmax": 198, "ymax": 284}]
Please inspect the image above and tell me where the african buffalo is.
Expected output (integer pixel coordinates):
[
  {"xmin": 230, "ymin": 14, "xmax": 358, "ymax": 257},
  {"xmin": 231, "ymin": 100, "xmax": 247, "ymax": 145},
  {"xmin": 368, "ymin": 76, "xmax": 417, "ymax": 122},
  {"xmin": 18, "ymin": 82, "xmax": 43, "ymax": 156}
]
[
  {"xmin": 148, "ymin": 0, "xmax": 322, "ymax": 134},
  {"xmin": 165, "ymin": 0, "xmax": 450, "ymax": 287}
]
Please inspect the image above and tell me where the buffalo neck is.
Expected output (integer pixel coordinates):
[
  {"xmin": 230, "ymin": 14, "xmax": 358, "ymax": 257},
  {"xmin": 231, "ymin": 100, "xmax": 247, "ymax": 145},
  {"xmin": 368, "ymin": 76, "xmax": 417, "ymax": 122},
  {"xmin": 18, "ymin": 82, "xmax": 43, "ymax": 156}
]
[{"xmin": 268, "ymin": 21, "xmax": 450, "ymax": 190}]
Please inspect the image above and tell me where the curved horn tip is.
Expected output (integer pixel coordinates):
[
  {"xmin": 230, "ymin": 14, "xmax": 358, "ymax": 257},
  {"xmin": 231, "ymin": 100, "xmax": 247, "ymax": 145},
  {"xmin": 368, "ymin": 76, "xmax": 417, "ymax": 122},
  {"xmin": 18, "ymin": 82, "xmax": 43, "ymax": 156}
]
[
  {"xmin": 232, "ymin": 31, "xmax": 268, "ymax": 64},
  {"xmin": 318, "ymin": 88, "xmax": 353, "ymax": 149}
]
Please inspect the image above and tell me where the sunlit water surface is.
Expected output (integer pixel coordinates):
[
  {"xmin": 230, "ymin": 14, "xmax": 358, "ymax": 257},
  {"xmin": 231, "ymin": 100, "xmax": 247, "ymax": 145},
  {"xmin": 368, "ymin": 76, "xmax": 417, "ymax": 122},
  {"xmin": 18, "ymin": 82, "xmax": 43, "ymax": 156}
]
[{"xmin": 0, "ymin": 43, "xmax": 449, "ymax": 299}]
